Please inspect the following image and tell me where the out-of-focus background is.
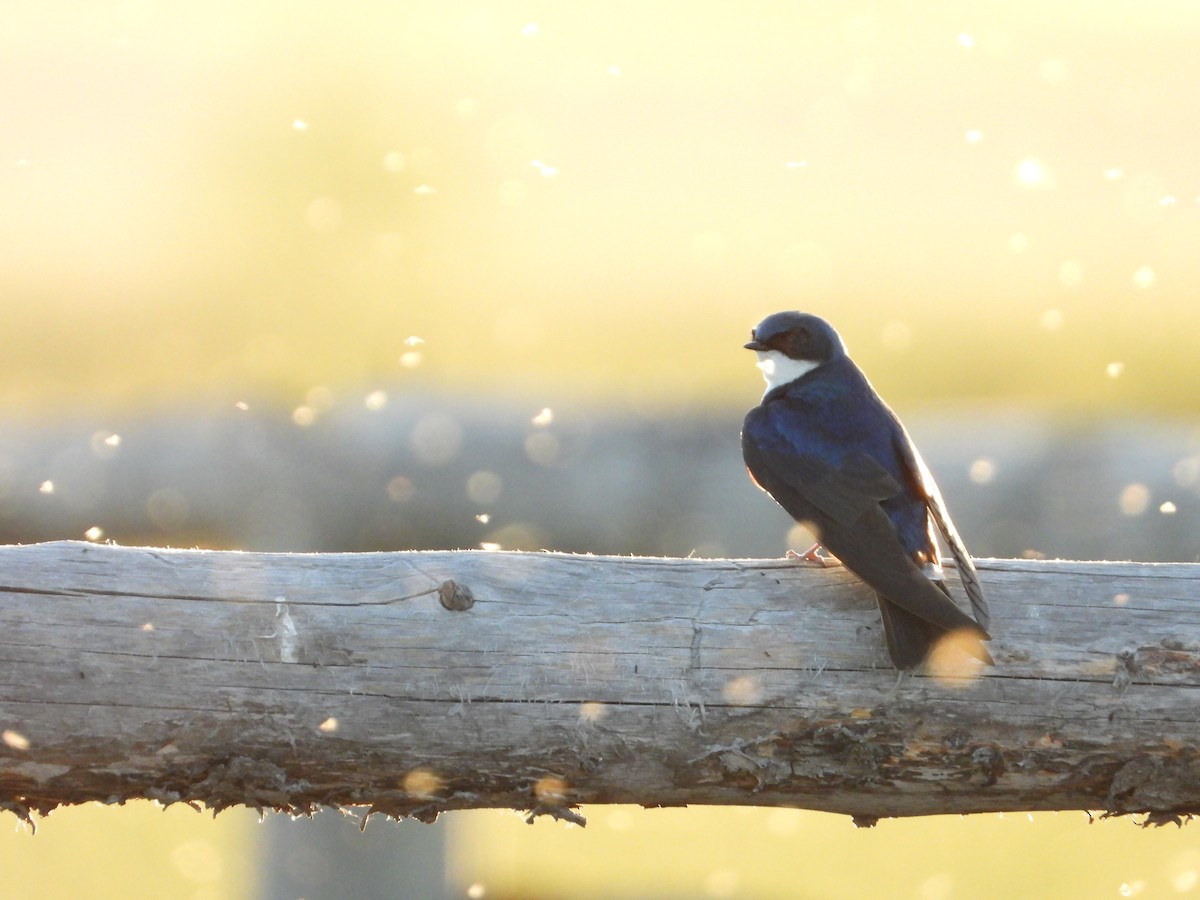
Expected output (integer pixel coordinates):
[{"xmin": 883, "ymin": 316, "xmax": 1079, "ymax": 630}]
[{"xmin": 2, "ymin": 1, "xmax": 1200, "ymax": 897}]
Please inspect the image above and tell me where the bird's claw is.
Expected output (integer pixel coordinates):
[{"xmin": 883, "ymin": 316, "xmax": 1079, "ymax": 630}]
[{"xmin": 786, "ymin": 543, "xmax": 843, "ymax": 568}]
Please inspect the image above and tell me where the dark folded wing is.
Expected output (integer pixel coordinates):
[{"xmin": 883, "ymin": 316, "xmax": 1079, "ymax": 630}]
[
  {"xmin": 893, "ymin": 431, "xmax": 990, "ymax": 630},
  {"xmin": 743, "ymin": 408, "xmax": 902, "ymax": 526},
  {"xmin": 817, "ymin": 501, "xmax": 990, "ymax": 637},
  {"xmin": 743, "ymin": 418, "xmax": 987, "ymax": 637}
]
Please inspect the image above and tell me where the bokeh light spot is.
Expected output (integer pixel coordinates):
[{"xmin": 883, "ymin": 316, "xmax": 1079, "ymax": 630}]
[
  {"xmin": 305, "ymin": 197, "xmax": 342, "ymax": 233},
  {"xmin": 918, "ymin": 872, "xmax": 954, "ymax": 900},
  {"xmin": 926, "ymin": 630, "xmax": 987, "ymax": 686},
  {"xmin": 411, "ymin": 413, "xmax": 463, "ymax": 466},
  {"xmin": 1172, "ymin": 456, "xmax": 1199, "ymax": 487},
  {"xmin": 146, "ymin": 488, "xmax": 189, "ymax": 532},
  {"xmin": 455, "ymin": 98, "xmax": 480, "ymax": 123},
  {"xmin": 466, "ymin": 470, "xmax": 504, "ymax": 505},
  {"xmin": 1058, "ymin": 260, "xmax": 1083, "ymax": 287},
  {"xmin": 483, "ymin": 522, "xmax": 543, "ymax": 551},
  {"xmin": 387, "ymin": 476, "xmax": 415, "ymax": 503},
  {"xmin": 90, "ymin": 431, "xmax": 122, "ymax": 459},
  {"xmin": 524, "ymin": 431, "xmax": 561, "ymax": 466},
  {"xmin": 170, "ymin": 840, "xmax": 223, "ymax": 884},
  {"xmin": 722, "ymin": 675, "xmax": 763, "ymax": 706},
  {"xmin": 1039, "ymin": 309, "xmax": 1064, "ymax": 332},
  {"xmin": 1038, "ymin": 58, "xmax": 1068, "ymax": 85},
  {"xmin": 402, "ymin": 768, "xmax": 443, "ymax": 800},
  {"xmin": 785, "ymin": 521, "xmax": 818, "ymax": 555},
  {"xmin": 532, "ymin": 776, "xmax": 568, "ymax": 802},
  {"xmin": 1169, "ymin": 850, "xmax": 1200, "ymax": 893},
  {"xmin": 704, "ymin": 868, "xmax": 740, "ymax": 898},
  {"xmin": 579, "ymin": 701, "xmax": 606, "ymax": 723},
  {"xmin": 1118, "ymin": 483, "xmax": 1150, "ymax": 516},
  {"xmin": 1015, "ymin": 156, "xmax": 1055, "ymax": 189},
  {"xmin": 766, "ymin": 808, "xmax": 804, "ymax": 837},
  {"xmin": 605, "ymin": 808, "xmax": 633, "ymax": 831},
  {"xmin": 968, "ymin": 458, "xmax": 996, "ymax": 484},
  {"xmin": 382, "ymin": 151, "xmax": 406, "ymax": 173}
]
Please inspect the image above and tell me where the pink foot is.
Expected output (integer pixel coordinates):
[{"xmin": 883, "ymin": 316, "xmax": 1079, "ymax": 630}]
[{"xmin": 786, "ymin": 543, "xmax": 843, "ymax": 568}]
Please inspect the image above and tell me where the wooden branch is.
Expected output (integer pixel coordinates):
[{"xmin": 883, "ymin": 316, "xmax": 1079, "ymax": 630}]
[{"xmin": 2, "ymin": 541, "xmax": 1199, "ymax": 827}]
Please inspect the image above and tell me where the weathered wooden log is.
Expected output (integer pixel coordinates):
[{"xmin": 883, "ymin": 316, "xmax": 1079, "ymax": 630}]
[{"xmin": 1, "ymin": 541, "xmax": 1198, "ymax": 827}]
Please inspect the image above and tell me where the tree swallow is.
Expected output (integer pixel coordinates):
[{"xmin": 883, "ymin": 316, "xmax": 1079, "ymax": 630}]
[{"xmin": 741, "ymin": 311, "xmax": 991, "ymax": 670}]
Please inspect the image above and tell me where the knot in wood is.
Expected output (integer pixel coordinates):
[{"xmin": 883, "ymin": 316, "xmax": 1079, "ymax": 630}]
[
  {"xmin": 438, "ymin": 579, "xmax": 475, "ymax": 611},
  {"xmin": 970, "ymin": 745, "xmax": 1006, "ymax": 786}
]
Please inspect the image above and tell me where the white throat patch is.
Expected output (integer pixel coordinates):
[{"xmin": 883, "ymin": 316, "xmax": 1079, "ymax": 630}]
[{"xmin": 755, "ymin": 349, "xmax": 819, "ymax": 395}]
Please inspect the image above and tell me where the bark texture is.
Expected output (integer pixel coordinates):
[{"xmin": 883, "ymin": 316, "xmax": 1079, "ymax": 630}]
[{"xmin": 2, "ymin": 541, "xmax": 1198, "ymax": 826}]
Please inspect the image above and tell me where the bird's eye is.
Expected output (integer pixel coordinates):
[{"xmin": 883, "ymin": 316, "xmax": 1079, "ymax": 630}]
[{"xmin": 784, "ymin": 327, "xmax": 809, "ymax": 355}]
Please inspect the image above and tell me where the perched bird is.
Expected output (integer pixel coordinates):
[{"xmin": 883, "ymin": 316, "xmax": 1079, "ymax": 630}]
[{"xmin": 741, "ymin": 311, "xmax": 991, "ymax": 670}]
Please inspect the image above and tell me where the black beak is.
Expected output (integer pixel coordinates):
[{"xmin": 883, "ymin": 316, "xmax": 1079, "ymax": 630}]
[{"xmin": 744, "ymin": 339, "xmax": 768, "ymax": 351}]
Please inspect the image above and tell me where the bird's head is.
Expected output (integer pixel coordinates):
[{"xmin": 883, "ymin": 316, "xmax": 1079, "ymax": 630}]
[{"xmin": 744, "ymin": 311, "xmax": 845, "ymax": 392}]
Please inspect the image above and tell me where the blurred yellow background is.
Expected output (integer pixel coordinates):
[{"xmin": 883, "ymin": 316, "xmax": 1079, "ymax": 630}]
[
  {"xmin": 4, "ymin": 1, "xmax": 1200, "ymax": 898},
  {"xmin": 4, "ymin": 1, "xmax": 1200, "ymax": 416}
]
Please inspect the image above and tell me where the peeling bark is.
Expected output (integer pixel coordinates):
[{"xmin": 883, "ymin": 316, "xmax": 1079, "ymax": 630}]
[{"xmin": 1, "ymin": 541, "xmax": 1198, "ymax": 827}]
